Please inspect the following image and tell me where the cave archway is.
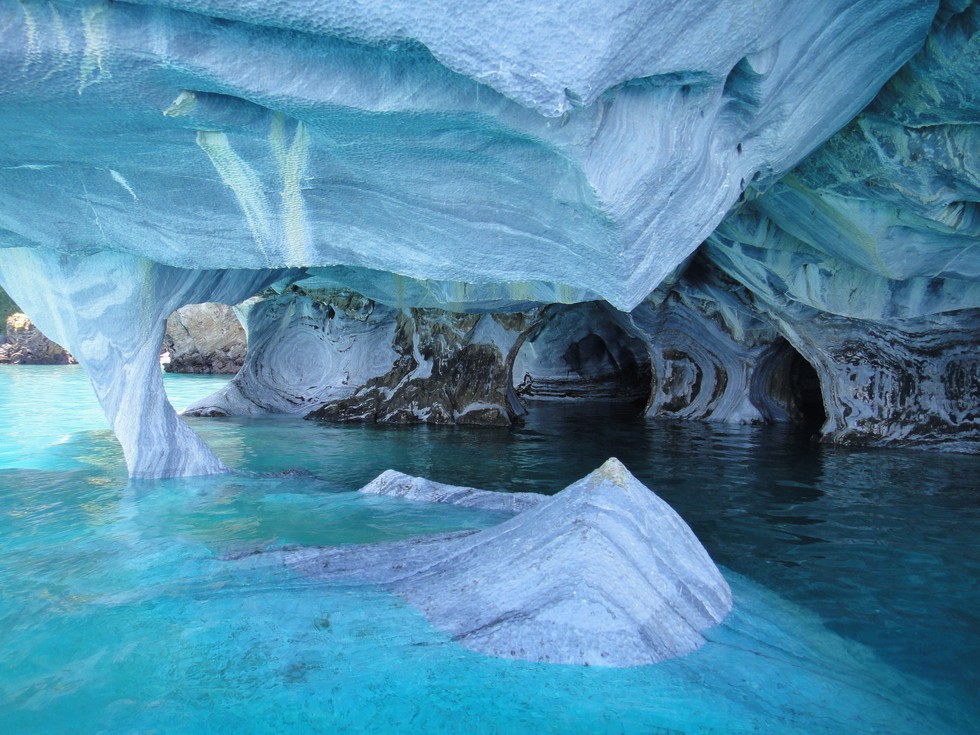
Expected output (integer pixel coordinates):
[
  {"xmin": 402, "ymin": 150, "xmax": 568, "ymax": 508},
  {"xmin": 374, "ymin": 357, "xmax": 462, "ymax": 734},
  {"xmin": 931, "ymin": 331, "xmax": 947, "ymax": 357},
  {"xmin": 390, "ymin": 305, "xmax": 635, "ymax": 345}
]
[
  {"xmin": 752, "ymin": 338, "xmax": 827, "ymax": 425},
  {"xmin": 162, "ymin": 302, "xmax": 248, "ymax": 375},
  {"xmin": 512, "ymin": 303, "xmax": 653, "ymax": 411}
]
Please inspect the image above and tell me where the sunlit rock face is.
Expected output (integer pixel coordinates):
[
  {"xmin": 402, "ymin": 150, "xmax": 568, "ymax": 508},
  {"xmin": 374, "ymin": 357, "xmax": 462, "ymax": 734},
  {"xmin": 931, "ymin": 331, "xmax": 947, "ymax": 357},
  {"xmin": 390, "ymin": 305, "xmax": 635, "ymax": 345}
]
[
  {"xmin": 0, "ymin": 312, "xmax": 75, "ymax": 365},
  {"xmin": 287, "ymin": 459, "xmax": 732, "ymax": 666},
  {"xmin": 164, "ymin": 302, "xmax": 246, "ymax": 374}
]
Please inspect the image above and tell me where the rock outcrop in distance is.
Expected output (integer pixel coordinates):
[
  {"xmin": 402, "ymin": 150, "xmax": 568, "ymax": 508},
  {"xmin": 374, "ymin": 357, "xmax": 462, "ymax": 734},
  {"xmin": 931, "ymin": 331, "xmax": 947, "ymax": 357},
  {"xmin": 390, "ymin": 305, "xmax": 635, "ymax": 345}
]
[
  {"xmin": 0, "ymin": 313, "xmax": 75, "ymax": 365},
  {"xmin": 163, "ymin": 302, "xmax": 247, "ymax": 374},
  {"xmin": 286, "ymin": 459, "xmax": 732, "ymax": 667}
]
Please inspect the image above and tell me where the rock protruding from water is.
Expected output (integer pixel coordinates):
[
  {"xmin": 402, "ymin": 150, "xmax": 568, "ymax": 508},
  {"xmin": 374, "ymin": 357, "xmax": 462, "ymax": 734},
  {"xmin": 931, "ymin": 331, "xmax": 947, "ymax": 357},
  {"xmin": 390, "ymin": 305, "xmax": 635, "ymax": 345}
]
[
  {"xmin": 0, "ymin": 313, "xmax": 75, "ymax": 365},
  {"xmin": 163, "ymin": 302, "xmax": 247, "ymax": 374},
  {"xmin": 359, "ymin": 470, "xmax": 544, "ymax": 513},
  {"xmin": 287, "ymin": 458, "xmax": 732, "ymax": 666}
]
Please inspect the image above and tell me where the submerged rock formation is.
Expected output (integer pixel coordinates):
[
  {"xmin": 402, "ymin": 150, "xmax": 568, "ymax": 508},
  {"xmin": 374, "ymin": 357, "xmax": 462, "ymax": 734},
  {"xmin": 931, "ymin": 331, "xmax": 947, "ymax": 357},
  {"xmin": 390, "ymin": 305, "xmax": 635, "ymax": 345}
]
[
  {"xmin": 163, "ymin": 302, "xmax": 247, "ymax": 374},
  {"xmin": 287, "ymin": 459, "xmax": 732, "ymax": 666},
  {"xmin": 0, "ymin": 313, "xmax": 76, "ymax": 365},
  {"xmin": 0, "ymin": 0, "xmax": 975, "ymax": 474}
]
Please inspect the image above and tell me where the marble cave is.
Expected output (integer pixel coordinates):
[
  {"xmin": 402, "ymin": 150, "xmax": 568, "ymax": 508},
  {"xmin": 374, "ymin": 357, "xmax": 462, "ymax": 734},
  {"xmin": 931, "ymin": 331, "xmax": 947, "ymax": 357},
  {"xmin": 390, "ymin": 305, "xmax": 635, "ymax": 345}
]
[{"xmin": 0, "ymin": 1, "xmax": 977, "ymax": 733}]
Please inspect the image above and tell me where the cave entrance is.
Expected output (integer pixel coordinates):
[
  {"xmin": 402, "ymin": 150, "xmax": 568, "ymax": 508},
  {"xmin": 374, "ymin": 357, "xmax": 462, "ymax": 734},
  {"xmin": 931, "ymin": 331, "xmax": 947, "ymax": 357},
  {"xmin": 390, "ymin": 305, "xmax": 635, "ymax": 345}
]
[
  {"xmin": 162, "ymin": 302, "xmax": 247, "ymax": 376},
  {"xmin": 159, "ymin": 302, "xmax": 247, "ymax": 415},
  {"xmin": 754, "ymin": 339, "xmax": 827, "ymax": 425},
  {"xmin": 512, "ymin": 304, "xmax": 652, "ymax": 413}
]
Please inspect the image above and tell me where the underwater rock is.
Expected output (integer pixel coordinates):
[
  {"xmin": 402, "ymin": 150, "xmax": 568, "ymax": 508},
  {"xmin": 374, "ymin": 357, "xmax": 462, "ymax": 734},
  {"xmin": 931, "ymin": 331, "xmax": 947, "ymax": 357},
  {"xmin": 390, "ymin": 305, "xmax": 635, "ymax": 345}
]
[
  {"xmin": 0, "ymin": 312, "xmax": 76, "ymax": 365},
  {"xmin": 287, "ymin": 458, "xmax": 732, "ymax": 666},
  {"xmin": 164, "ymin": 302, "xmax": 247, "ymax": 374},
  {"xmin": 359, "ymin": 469, "xmax": 544, "ymax": 513}
]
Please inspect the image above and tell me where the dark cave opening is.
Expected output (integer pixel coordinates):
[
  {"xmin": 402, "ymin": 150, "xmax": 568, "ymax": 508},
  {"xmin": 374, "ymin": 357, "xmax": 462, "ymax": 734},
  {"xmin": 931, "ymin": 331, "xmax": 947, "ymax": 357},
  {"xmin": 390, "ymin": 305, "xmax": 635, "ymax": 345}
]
[
  {"xmin": 754, "ymin": 339, "xmax": 827, "ymax": 425},
  {"xmin": 789, "ymin": 349, "xmax": 826, "ymax": 425},
  {"xmin": 512, "ymin": 305, "xmax": 653, "ymax": 412}
]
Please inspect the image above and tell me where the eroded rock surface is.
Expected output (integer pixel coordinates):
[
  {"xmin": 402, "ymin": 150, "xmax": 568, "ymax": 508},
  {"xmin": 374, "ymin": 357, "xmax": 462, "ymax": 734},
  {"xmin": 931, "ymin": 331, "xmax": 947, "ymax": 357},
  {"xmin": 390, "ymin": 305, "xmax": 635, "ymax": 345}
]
[
  {"xmin": 0, "ymin": 0, "xmax": 932, "ymax": 310},
  {"xmin": 513, "ymin": 302, "xmax": 652, "ymax": 402},
  {"xmin": 309, "ymin": 307, "xmax": 539, "ymax": 426},
  {"xmin": 163, "ymin": 302, "xmax": 247, "ymax": 374},
  {"xmin": 0, "ymin": 313, "xmax": 76, "ymax": 365},
  {"xmin": 0, "ymin": 248, "xmax": 285, "ymax": 478},
  {"xmin": 0, "ymin": 1, "xmax": 975, "ymax": 475},
  {"xmin": 359, "ymin": 469, "xmax": 544, "ymax": 513},
  {"xmin": 286, "ymin": 459, "xmax": 732, "ymax": 666}
]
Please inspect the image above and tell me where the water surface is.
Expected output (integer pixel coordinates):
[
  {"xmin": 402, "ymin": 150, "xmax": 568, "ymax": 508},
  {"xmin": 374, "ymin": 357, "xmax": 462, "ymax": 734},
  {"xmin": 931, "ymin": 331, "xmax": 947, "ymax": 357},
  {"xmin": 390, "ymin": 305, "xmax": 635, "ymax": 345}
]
[{"xmin": 0, "ymin": 366, "xmax": 977, "ymax": 733}]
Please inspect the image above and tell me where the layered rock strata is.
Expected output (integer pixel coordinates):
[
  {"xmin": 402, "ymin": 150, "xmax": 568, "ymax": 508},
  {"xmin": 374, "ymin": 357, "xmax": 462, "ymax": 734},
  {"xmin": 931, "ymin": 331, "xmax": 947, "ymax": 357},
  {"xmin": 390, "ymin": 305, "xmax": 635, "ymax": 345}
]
[
  {"xmin": 186, "ymin": 290, "xmax": 539, "ymax": 425},
  {"xmin": 0, "ymin": 0, "xmax": 931, "ymax": 310},
  {"xmin": 308, "ymin": 307, "xmax": 539, "ymax": 426},
  {"xmin": 286, "ymin": 459, "xmax": 732, "ymax": 666},
  {"xmin": 186, "ymin": 291, "xmax": 398, "ymax": 416},
  {"xmin": 0, "ymin": 0, "xmax": 973, "ymax": 475}
]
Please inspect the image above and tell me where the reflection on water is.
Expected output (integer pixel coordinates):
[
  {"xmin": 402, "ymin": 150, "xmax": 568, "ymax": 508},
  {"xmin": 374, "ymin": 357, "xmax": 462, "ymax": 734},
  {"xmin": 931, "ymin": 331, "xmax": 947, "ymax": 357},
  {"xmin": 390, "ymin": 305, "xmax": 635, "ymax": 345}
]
[{"xmin": 0, "ymin": 367, "xmax": 977, "ymax": 733}]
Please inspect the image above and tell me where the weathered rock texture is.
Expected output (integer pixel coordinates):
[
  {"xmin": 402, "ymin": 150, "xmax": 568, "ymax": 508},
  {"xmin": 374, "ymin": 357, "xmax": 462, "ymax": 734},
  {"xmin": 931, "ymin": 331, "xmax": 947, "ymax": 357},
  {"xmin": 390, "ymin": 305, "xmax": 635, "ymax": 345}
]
[
  {"xmin": 513, "ymin": 302, "xmax": 652, "ymax": 402},
  {"xmin": 693, "ymin": 1, "xmax": 980, "ymax": 450},
  {"xmin": 0, "ymin": 0, "xmax": 932, "ymax": 310},
  {"xmin": 163, "ymin": 302, "xmax": 247, "ymax": 374},
  {"xmin": 0, "ymin": 313, "xmax": 76, "ymax": 365},
  {"xmin": 0, "ymin": 248, "xmax": 285, "ymax": 478},
  {"xmin": 359, "ymin": 469, "xmax": 544, "ymax": 514},
  {"xmin": 287, "ymin": 459, "xmax": 732, "ymax": 666},
  {"xmin": 188, "ymin": 288, "xmax": 540, "ymax": 426},
  {"xmin": 308, "ymin": 307, "xmax": 539, "ymax": 426},
  {"xmin": 0, "ymin": 0, "xmax": 975, "ymax": 474},
  {"xmin": 624, "ymin": 264, "xmax": 809, "ymax": 425},
  {"xmin": 185, "ymin": 290, "xmax": 399, "ymax": 417}
]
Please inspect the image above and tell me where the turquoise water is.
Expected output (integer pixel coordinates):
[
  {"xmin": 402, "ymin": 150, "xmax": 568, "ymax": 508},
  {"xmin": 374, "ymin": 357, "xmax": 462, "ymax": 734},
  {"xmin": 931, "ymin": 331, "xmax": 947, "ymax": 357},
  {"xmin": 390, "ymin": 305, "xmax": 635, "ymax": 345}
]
[{"xmin": 0, "ymin": 366, "xmax": 977, "ymax": 733}]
